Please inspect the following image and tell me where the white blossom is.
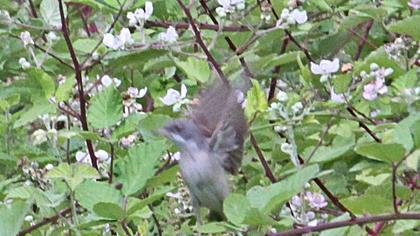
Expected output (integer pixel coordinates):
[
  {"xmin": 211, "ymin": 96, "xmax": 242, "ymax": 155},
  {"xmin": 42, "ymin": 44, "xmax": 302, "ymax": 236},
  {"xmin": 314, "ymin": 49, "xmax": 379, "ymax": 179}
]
[
  {"xmin": 100, "ymin": 75, "xmax": 121, "ymax": 88},
  {"xmin": 120, "ymin": 134, "xmax": 137, "ymax": 147},
  {"xmin": 160, "ymin": 84, "xmax": 188, "ymax": 112},
  {"xmin": 290, "ymin": 9, "xmax": 308, "ymax": 24},
  {"xmin": 276, "ymin": 8, "xmax": 307, "ymax": 28},
  {"xmin": 363, "ymin": 78, "xmax": 388, "ymax": 101},
  {"xmin": 159, "ymin": 26, "xmax": 179, "ymax": 43},
  {"xmin": 276, "ymin": 90, "xmax": 288, "ymax": 102},
  {"xmin": 75, "ymin": 151, "xmax": 91, "ymax": 164},
  {"xmin": 216, "ymin": 0, "xmax": 245, "ymax": 17},
  {"xmin": 103, "ymin": 28, "xmax": 133, "ymax": 50},
  {"xmin": 45, "ymin": 164, "xmax": 54, "ymax": 171},
  {"xmin": 330, "ymin": 88, "xmax": 345, "ymax": 103},
  {"xmin": 47, "ymin": 32, "xmax": 58, "ymax": 41},
  {"xmin": 19, "ymin": 58, "xmax": 31, "ymax": 69},
  {"xmin": 24, "ymin": 215, "xmax": 34, "ymax": 222},
  {"xmin": 306, "ymin": 192, "xmax": 328, "ymax": 209},
  {"xmin": 31, "ymin": 129, "xmax": 47, "ymax": 145},
  {"xmin": 95, "ymin": 149, "xmax": 110, "ymax": 163},
  {"xmin": 310, "ymin": 58, "xmax": 340, "ymax": 75},
  {"xmin": 20, "ymin": 31, "xmax": 34, "ymax": 47},
  {"xmin": 127, "ymin": 1, "xmax": 153, "ymax": 26},
  {"xmin": 281, "ymin": 142, "xmax": 293, "ymax": 154},
  {"xmin": 128, "ymin": 87, "xmax": 148, "ymax": 98},
  {"xmin": 291, "ymin": 102, "xmax": 303, "ymax": 113},
  {"xmin": 172, "ymin": 152, "xmax": 181, "ymax": 161},
  {"xmin": 408, "ymin": 0, "xmax": 420, "ymax": 9}
]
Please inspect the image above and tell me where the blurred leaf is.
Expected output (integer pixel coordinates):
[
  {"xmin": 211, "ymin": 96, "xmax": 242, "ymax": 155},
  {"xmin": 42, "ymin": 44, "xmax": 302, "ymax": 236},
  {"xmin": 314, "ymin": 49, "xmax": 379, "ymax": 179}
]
[
  {"xmin": 26, "ymin": 68, "xmax": 56, "ymax": 101},
  {"xmin": 112, "ymin": 113, "xmax": 146, "ymax": 141},
  {"xmin": 116, "ymin": 140, "xmax": 166, "ymax": 195},
  {"xmin": 55, "ymin": 77, "xmax": 75, "ymax": 102},
  {"xmin": 40, "ymin": 0, "xmax": 65, "ymax": 28},
  {"xmin": 93, "ymin": 202, "xmax": 125, "ymax": 220},
  {"xmin": 46, "ymin": 163, "xmax": 100, "ymax": 190},
  {"xmin": 88, "ymin": 86, "xmax": 123, "ymax": 129},
  {"xmin": 246, "ymin": 165, "xmax": 319, "ymax": 213},
  {"xmin": 196, "ymin": 222, "xmax": 227, "ymax": 233},
  {"xmin": 75, "ymin": 180, "xmax": 123, "ymax": 212},
  {"xmin": 174, "ymin": 57, "xmax": 210, "ymax": 83},
  {"xmin": 342, "ymin": 194, "xmax": 392, "ymax": 214},
  {"xmin": 354, "ymin": 142, "xmax": 406, "ymax": 163},
  {"xmin": 308, "ymin": 135, "xmax": 355, "ymax": 163},
  {"xmin": 73, "ymin": 39, "xmax": 98, "ymax": 54},
  {"xmin": 245, "ymin": 80, "xmax": 268, "ymax": 119},
  {"xmin": 0, "ymin": 200, "xmax": 31, "ymax": 236},
  {"xmin": 224, "ymin": 193, "xmax": 250, "ymax": 225},
  {"xmin": 13, "ymin": 101, "xmax": 55, "ymax": 128},
  {"xmin": 388, "ymin": 15, "xmax": 420, "ymax": 40},
  {"xmin": 406, "ymin": 149, "xmax": 419, "ymax": 171},
  {"xmin": 127, "ymin": 186, "xmax": 174, "ymax": 215},
  {"xmin": 138, "ymin": 114, "xmax": 171, "ymax": 139}
]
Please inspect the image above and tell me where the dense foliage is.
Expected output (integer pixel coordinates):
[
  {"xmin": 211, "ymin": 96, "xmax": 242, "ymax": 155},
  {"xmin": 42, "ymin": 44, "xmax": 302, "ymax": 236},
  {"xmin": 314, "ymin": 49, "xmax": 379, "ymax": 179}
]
[{"xmin": 0, "ymin": 0, "xmax": 419, "ymax": 235}]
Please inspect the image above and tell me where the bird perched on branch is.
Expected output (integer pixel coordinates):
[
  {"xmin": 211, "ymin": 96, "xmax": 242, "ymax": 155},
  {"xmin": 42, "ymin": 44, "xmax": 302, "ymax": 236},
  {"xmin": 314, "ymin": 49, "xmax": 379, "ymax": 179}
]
[{"xmin": 161, "ymin": 82, "xmax": 248, "ymax": 222}]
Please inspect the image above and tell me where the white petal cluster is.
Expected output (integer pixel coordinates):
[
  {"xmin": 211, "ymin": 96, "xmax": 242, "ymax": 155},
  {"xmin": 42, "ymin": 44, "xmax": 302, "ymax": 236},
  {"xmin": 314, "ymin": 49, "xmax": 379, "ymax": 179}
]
[
  {"xmin": 276, "ymin": 8, "xmax": 308, "ymax": 29},
  {"xmin": 103, "ymin": 28, "xmax": 133, "ymax": 50},
  {"xmin": 20, "ymin": 31, "xmax": 34, "ymax": 47},
  {"xmin": 216, "ymin": 0, "xmax": 245, "ymax": 17},
  {"xmin": 310, "ymin": 58, "xmax": 340, "ymax": 75},
  {"xmin": 158, "ymin": 26, "xmax": 179, "ymax": 44},
  {"xmin": 123, "ymin": 86, "xmax": 147, "ymax": 117},
  {"xmin": 19, "ymin": 57, "xmax": 31, "ymax": 69},
  {"xmin": 127, "ymin": 1, "xmax": 153, "ymax": 26},
  {"xmin": 99, "ymin": 75, "xmax": 121, "ymax": 88},
  {"xmin": 160, "ymin": 84, "xmax": 189, "ymax": 112},
  {"xmin": 361, "ymin": 63, "xmax": 393, "ymax": 101}
]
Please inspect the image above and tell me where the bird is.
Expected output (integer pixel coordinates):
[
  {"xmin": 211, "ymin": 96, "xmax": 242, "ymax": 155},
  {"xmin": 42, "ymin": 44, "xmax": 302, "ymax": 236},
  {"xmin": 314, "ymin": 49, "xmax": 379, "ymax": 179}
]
[{"xmin": 160, "ymin": 82, "xmax": 248, "ymax": 222}]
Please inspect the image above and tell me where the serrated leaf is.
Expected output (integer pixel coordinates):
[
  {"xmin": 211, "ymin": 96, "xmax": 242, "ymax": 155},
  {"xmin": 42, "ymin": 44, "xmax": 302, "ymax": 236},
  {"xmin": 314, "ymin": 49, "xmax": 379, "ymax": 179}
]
[
  {"xmin": 88, "ymin": 86, "xmax": 123, "ymax": 129},
  {"xmin": 174, "ymin": 58, "xmax": 210, "ymax": 83},
  {"xmin": 308, "ymin": 135, "xmax": 355, "ymax": 163},
  {"xmin": 127, "ymin": 186, "xmax": 174, "ymax": 215},
  {"xmin": 354, "ymin": 142, "xmax": 406, "ymax": 163},
  {"xmin": 388, "ymin": 15, "xmax": 420, "ymax": 41},
  {"xmin": 342, "ymin": 194, "xmax": 392, "ymax": 214},
  {"xmin": 26, "ymin": 68, "xmax": 56, "ymax": 101},
  {"xmin": 73, "ymin": 39, "xmax": 98, "ymax": 54},
  {"xmin": 223, "ymin": 193, "xmax": 250, "ymax": 225},
  {"xmin": 46, "ymin": 163, "xmax": 100, "ymax": 190},
  {"xmin": 196, "ymin": 223, "xmax": 227, "ymax": 233},
  {"xmin": 112, "ymin": 113, "xmax": 146, "ymax": 141},
  {"xmin": 75, "ymin": 180, "xmax": 123, "ymax": 212},
  {"xmin": 246, "ymin": 165, "xmax": 319, "ymax": 213},
  {"xmin": 55, "ymin": 77, "xmax": 75, "ymax": 102},
  {"xmin": 245, "ymin": 80, "xmax": 268, "ymax": 119},
  {"xmin": 116, "ymin": 140, "xmax": 166, "ymax": 195},
  {"xmin": 93, "ymin": 202, "xmax": 125, "ymax": 220},
  {"xmin": 406, "ymin": 150, "xmax": 419, "ymax": 171},
  {"xmin": 40, "ymin": 0, "xmax": 65, "ymax": 28},
  {"xmin": 13, "ymin": 101, "xmax": 55, "ymax": 128},
  {"xmin": 0, "ymin": 200, "xmax": 31, "ymax": 236}
]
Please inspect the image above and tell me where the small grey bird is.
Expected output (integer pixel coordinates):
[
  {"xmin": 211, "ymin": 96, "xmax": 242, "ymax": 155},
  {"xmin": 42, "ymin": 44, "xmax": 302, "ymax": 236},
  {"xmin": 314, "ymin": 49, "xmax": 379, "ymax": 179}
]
[{"xmin": 161, "ymin": 83, "xmax": 248, "ymax": 222}]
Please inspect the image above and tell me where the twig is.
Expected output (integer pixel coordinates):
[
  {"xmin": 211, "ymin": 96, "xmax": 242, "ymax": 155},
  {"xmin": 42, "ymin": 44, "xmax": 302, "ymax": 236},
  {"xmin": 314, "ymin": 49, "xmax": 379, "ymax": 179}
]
[
  {"xmin": 306, "ymin": 120, "xmax": 333, "ymax": 163},
  {"xmin": 250, "ymin": 133, "xmax": 277, "ymax": 183},
  {"xmin": 268, "ymin": 38, "xmax": 289, "ymax": 102},
  {"xmin": 148, "ymin": 205, "xmax": 163, "ymax": 236},
  {"xmin": 176, "ymin": 0, "xmax": 229, "ymax": 85},
  {"xmin": 109, "ymin": 143, "xmax": 114, "ymax": 183},
  {"xmin": 267, "ymin": 212, "xmax": 420, "ymax": 236},
  {"xmin": 346, "ymin": 107, "xmax": 381, "ymax": 143},
  {"xmin": 354, "ymin": 20, "xmax": 374, "ymax": 60},
  {"xmin": 198, "ymin": 0, "xmax": 254, "ymax": 77},
  {"xmin": 17, "ymin": 208, "xmax": 72, "ymax": 236},
  {"xmin": 58, "ymin": 0, "xmax": 98, "ymax": 170}
]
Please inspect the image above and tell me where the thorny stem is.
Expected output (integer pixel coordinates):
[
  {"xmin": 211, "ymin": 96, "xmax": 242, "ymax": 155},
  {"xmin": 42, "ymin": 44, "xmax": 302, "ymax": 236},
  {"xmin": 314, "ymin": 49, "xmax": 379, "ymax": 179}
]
[
  {"xmin": 18, "ymin": 208, "xmax": 72, "ymax": 236},
  {"xmin": 176, "ymin": 0, "xmax": 229, "ymax": 86},
  {"xmin": 267, "ymin": 212, "xmax": 420, "ymax": 236},
  {"xmin": 58, "ymin": 0, "xmax": 98, "ymax": 170}
]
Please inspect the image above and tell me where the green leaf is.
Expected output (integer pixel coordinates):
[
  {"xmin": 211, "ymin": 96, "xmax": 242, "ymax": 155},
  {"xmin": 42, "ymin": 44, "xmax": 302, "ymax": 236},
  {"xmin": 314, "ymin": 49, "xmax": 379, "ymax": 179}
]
[
  {"xmin": 388, "ymin": 114, "xmax": 420, "ymax": 151},
  {"xmin": 245, "ymin": 80, "xmax": 268, "ymax": 119},
  {"xmin": 88, "ymin": 86, "xmax": 123, "ymax": 129},
  {"xmin": 311, "ymin": 0, "xmax": 333, "ymax": 12},
  {"xmin": 93, "ymin": 202, "xmax": 125, "ymax": 220},
  {"xmin": 246, "ymin": 165, "xmax": 319, "ymax": 213},
  {"xmin": 405, "ymin": 150, "xmax": 419, "ymax": 171},
  {"xmin": 242, "ymin": 208, "xmax": 277, "ymax": 226},
  {"xmin": 174, "ymin": 58, "xmax": 210, "ymax": 83},
  {"xmin": 46, "ymin": 163, "xmax": 100, "ymax": 190},
  {"xmin": 127, "ymin": 186, "xmax": 174, "ymax": 215},
  {"xmin": 73, "ymin": 39, "xmax": 98, "ymax": 54},
  {"xmin": 75, "ymin": 180, "xmax": 123, "ymax": 212},
  {"xmin": 55, "ymin": 77, "xmax": 75, "ymax": 102},
  {"xmin": 0, "ymin": 200, "xmax": 31, "ymax": 236},
  {"xmin": 116, "ymin": 140, "xmax": 166, "ymax": 195},
  {"xmin": 354, "ymin": 142, "xmax": 406, "ymax": 163},
  {"xmin": 138, "ymin": 114, "xmax": 171, "ymax": 139},
  {"xmin": 40, "ymin": 0, "xmax": 66, "ymax": 28},
  {"xmin": 26, "ymin": 68, "xmax": 56, "ymax": 101},
  {"xmin": 388, "ymin": 15, "xmax": 420, "ymax": 41},
  {"xmin": 308, "ymin": 135, "xmax": 355, "ymax": 163},
  {"xmin": 223, "ymin": 193, "xmax": 250, "ymax": 225},
  {"xmin": 196, "ymin": 223, "xmax": 227, "ymax": 233},
  {"xmin": 13, "ymin": 101, "xmax": 55, "ymax": 128},
  {"xmin": 112, "ymin": 113, "xmax": 146, "ymax": 141},
  {"xmin": 332, "ymin": 74, "xmax": 352, "ymax": 94},
  {"xmin": 342, "ymin": 194, "xmax": 392, "ymax": 214}
]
